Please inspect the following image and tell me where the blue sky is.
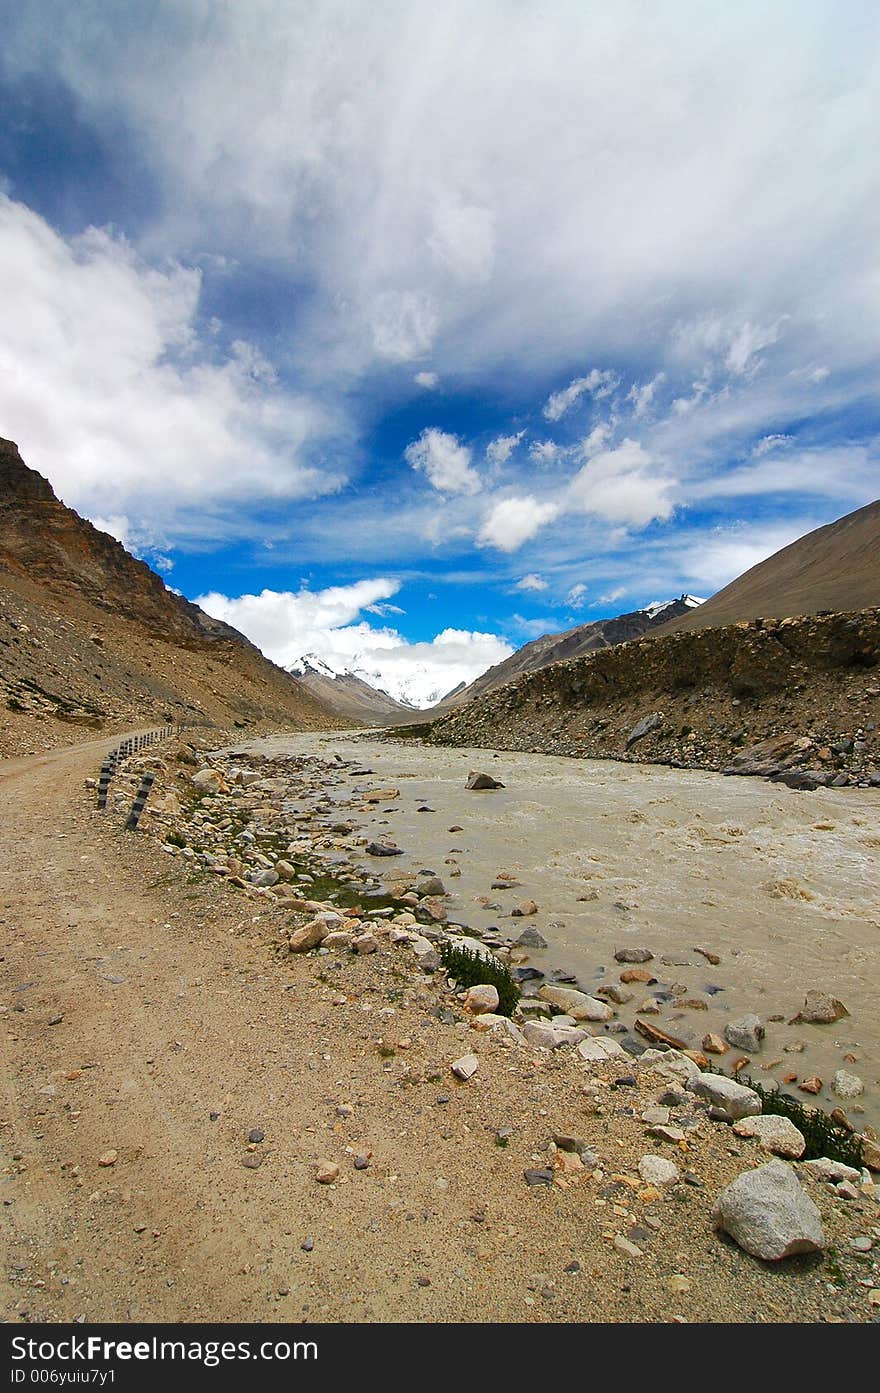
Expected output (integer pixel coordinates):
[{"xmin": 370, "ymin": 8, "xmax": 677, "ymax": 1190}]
[{"xmin": 1, "ymin": 3, "xmax": 878, "ymax": 705}]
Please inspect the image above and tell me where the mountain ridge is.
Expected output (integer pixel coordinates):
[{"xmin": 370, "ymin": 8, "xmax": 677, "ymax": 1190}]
[{"xmin": 0, "ymin": 438, "xmax": 342, "ymax": 756}]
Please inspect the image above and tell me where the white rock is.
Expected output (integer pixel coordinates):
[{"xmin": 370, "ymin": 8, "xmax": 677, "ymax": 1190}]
[
  {"xmin": 451, "ymin": 1053, "xmax": 479, "ymax": 1081},
  {"xmin": 832, "ymin": 1069, "xmax": 864, "ymax": 1099},
  {"xmin": 712, "ymin": 1160, "xmax": 825, "ymax": 1260},
  {"xmin": 643, "ymin": 1050, "xmax": 701, "ymax": 1085},
  {"xmin": 538, "ymin": 985, "xmax": 614, "ymax": 1021},
  {"xmin": 799, "ymin": 1157, "xmax": 862, "ymax": 1184},
  {"xmin": 577, "ymin": 1036, "xmax": 627, "ymax": 1063},
  {"xmin": 469, "ymin": 1012, "xmax": 507, "ymax": 1032},
  {"xmin": 523, "ymin": 1021, "xmax": 565, "ymax": 1050},
  {"xmin": 688, "ymin": 1072, "xmax": 762, "ymax": 1120},
  {"xmin": 490, "ymin": 1017, "xmax": 526, "ymax": 1046},
  {"xmin": 732, "ymin": 1115, "xmax": 806, "ymax": 1158},
  {"xmin": 638, "ymin": 1155, "xmax": 680, "ymax": 1187}
]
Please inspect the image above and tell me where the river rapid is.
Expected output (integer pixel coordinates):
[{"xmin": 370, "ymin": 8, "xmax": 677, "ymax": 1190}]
[{"xmin": 231, "ymin": 730, "xmax": 880, "ymax": 1133}]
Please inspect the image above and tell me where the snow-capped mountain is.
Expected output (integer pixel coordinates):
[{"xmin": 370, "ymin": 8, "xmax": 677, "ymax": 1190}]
[
  {"xmin": 430, "ymin": 595, "xmax": 706, "ymax": 712},
  {"xmin": 285, "ymin": 653, "xmax": 418, "ymax": 725}
]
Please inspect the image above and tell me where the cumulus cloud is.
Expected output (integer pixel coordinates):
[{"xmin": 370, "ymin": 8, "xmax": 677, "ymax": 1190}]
[
  {"xmin": 414, "ymin": 371, "xmax": 438, "ymax": 389},
  {"xmin": 196, "ymin": 579, "xmax": 511, "ymax": 707},
  {"xmin": 544, "ymin": 369, "xmax": 618, "ymax": 422},
  {"xmin": 478, "ymin": 495, "xmax": 560, "ymax": 552},
  {"xmin": 515, "ymin": 573, "xmax": 548, "ymax": 592},
  {"xmin": 0, "ymin": 195, "xmax": 338, "ymax": 535},
  {"xmin": 486, "ymin": 431, "xmax": 525, "ymax": 466},
  {"xmin": 567, "ymin": 439, "xmax": 676, "ymax": 526},
  {"xmin": 567, "ymin": 582, "xmax": 588, "ymax": 608},
  {"xmin": 404, "ymin": 427, "xmax": 481, "ymax": 494}
]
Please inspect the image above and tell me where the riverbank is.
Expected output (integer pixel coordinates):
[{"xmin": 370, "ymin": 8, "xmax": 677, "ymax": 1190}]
[{"xmin": 3, "ymin": 729, "xmax": 878, "ymax": 1324}]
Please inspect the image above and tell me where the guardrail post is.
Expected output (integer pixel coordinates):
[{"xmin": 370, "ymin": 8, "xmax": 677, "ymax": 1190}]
[{"xmin": 125, "ymin": 772, "xmax": 155, "ymax": 831}]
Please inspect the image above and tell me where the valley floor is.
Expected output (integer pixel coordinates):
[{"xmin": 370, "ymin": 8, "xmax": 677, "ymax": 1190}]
[{"xmin": 1, "ymin": 732, "xmax": 878, "ymax": 1325}]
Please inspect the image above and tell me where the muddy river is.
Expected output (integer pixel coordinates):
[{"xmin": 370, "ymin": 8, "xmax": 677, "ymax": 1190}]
[{"xmin": 233, "ymin": 731, "xmax": 880, "ymax": 1133}]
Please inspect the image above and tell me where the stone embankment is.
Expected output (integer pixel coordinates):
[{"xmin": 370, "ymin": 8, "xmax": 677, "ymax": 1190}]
[
  {"xmin": 81, "ymin": 731, "xmax": 880, "ymax": 1319},
  {"xmin": 423, "ymin": 609, "xmax": 880, "ymax": 787}
]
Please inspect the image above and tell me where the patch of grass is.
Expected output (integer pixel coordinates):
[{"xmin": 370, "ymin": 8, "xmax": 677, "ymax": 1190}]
[
  {"xmin": 739, "ymin": 1074, "xmax": 864, "ymax": 1168},
  {"xmin": 438, "ymin": 940, "xmax": 520, "ymax": 1018}
]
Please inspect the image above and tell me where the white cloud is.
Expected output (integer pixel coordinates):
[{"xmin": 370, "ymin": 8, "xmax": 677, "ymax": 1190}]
[
  {"xmin": 596, "ymin": 586, "xmax": 627, "ymax": 606},
  {"xmin": 196, "ymin": 580, "xmax": 511, "ymax": 708},
  {"xmin": 582, "ymin": 422, "xmax": 613, "ymax": 456},
  {"xmin": 510, "ymin": 615, "xmax": 553, "ymax": 638},
  {"xmin": 478, "ymin": 495, "xmax": 560, "ymax": 552},
  {"xmin": 0, "ymin": 195, "xmax": 339, "ymax": 536},
  {"xmin": 567, "ymin": 439, "xmax": 676, "ymax": 526},
  {"xmin": 427, "ymin": 199, "xmax": 496, "ymax": 282},
  {"xmin": 8, "ymin": 3, "xmax": 876, "ymax": 413},
  {"xmin": 404, "ymin": 427, "xmax": 481, "ymax": 494},
  {"xmin": 567, "ymin": 582, "xmax": 588, "ymax": 608},
  {"xmin": 414, "ymin": 371, "xmax": 438, "ymax": 389},
  {"xmin": 515, "ymin": 573, "xmax": 548, "ymax": 592},
  {"xmin": 529, "ymin": 440, "xmax": 562, "ymax": 465},
  {"xmin": 674, "ymin": 523, "xmax": 808, "ymax": 591},
  {"xmin": 544, "ymin": 369, "xmax": 618, "ymax": 421},
  {"xmin": 486, "ymin": 430, "xmax": 525, "ymax": 466},
  {"xmin": 627, "ymin": 372, "xmax": 665, "ymax": 418},
  {"xmin": 753, "ymin": 433, "xmax": 793, "ymax": 456},
  {"xmin": 369, "ymin": 290, "xmax": 439, "ymax": 362}
]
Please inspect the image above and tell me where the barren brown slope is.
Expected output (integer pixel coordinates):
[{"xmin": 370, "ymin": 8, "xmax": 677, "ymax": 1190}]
[
  {"xmin": 655, "ymin": 499, "xmax": 880, "ymax": 636},
  {"xmin": 0, "ymin": 437, "xmax": 342, "ymax": 756}
]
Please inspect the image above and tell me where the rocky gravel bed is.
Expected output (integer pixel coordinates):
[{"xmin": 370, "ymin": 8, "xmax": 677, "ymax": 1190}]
[{"xmin": 67, "ymin": 730, "xmax": 880, "ymax": 1321}]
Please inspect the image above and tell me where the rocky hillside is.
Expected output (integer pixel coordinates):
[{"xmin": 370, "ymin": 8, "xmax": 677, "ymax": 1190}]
[
  {"xmin": 423, "ymin": 608, "xmax": 880, "ymax": 786},
  {"xmin": 432, "ymin": 596, "xmax": 702, "ymax": 713},
  {"xmin": 0, "ymin": 437, "xmax": 341, "ymax": 757},
  {"xmin": 655, "ymin": 499, "xmax": 880, "ymax": 636},
  {"xmin": 288, "ymin": 654, "xmax": 417, "ymax": 726}
]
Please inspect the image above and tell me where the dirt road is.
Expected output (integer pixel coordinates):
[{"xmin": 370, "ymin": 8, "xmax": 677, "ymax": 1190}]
[{"xmin": 1, "ymin": 734, "xmax": 877, "ymax": 1324}]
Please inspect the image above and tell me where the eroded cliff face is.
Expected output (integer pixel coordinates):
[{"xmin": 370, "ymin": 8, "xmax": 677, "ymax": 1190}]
[
  {"xmin": 0, "ymin": 438, "xmax": 342, "ymax": 755},
  {"xmin": 427, "ymin": 609, "xmax": 880, "ymax": 784}
]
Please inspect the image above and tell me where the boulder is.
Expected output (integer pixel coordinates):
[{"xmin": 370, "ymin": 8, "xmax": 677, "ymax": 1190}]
[
  {"xmin": 577, "ymin": 1036, "xmax": 627, "ymax": 1063},
  {"xmin": 538, "ymin": 985, "xmax": 613, "ymax": 1021},
  {"xmin": 288, "ymin": 917, "xmax": 332, "ymax": 952},
  {"xmin": 466, "ymin": 771, "xmax": 505, "ymax": 790},
  {"xmin": 831, "ymin": 1070, "xmax": 864, "ymax": 1099},
  {"xmin": 712, "ymin": 1160, "xmax": 825, "ymax": 1259},
  {"xmin": 791, "ymin": 991, "xmax": 849, "ymax": 1024},
  {"xmin": 625, "ymin": 712, "xmax": 663, "ymax": 749},
  {"xmin": 724, "ymin": 1015, "xmax": 765, "ymax": 1052},
  {"xmin": 687, "ymin": 1072, "xmax": 762, "ymax": 1120},
  {"xmin": 732, "ymin": 1115, "xmax": 806, "ymax": 1159},
  {"xmin": 514, "ymin": 926, "xmax": 548, "ymax": 949},
  {"xmin": 463, "ymin": 984, "xmax": 500, "ymax": 1015}
]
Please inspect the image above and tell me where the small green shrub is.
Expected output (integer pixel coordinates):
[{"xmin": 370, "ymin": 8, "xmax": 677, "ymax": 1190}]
[
  {"xmin": 739, "ymin": 1075, "xmax": 864, "ymax": 1168},
  {"xmin": 438, "ymin": 940, "xmax": 520, "ymax": 1018}
]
